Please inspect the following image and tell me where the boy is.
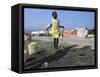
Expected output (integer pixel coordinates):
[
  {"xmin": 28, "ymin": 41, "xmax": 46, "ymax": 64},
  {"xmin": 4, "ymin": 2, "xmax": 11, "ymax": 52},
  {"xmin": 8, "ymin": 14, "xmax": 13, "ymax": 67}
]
[{"xmin": 47, "ymin": 11, "xmax": 64, "ymax": 49}]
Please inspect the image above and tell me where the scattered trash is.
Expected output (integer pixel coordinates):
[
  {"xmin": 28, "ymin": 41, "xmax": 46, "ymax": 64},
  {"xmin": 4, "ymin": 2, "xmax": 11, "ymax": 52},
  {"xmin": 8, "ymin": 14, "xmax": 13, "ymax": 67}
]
[
  {"xmin": 24, "ymin": 49, "xmax": 27, "ymax": 54},
  {"xmin": 91, "ymin": 47, "xmax": 94, "ymax": 50},
  {"xmin": 42, "ymin": 62, "xmax": 48, "ymax": 67}
]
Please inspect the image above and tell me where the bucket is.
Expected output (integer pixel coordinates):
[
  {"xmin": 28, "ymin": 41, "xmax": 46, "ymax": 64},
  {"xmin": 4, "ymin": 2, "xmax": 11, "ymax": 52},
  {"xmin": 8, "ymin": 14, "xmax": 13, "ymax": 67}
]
[{"xmin": 28, "ymin": 42, "xmax": 39, "ymax": 56}]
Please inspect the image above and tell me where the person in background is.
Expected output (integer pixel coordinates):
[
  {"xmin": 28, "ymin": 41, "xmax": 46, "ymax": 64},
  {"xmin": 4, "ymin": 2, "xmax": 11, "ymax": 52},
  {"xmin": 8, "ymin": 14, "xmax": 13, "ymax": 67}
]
[
  {"xmin": 47, "ymin": 11, "xmax": 64, "ymax": 49},
  {"xmin": 85, "ymin": 27, "xmax": 88, "ymax": 38}
]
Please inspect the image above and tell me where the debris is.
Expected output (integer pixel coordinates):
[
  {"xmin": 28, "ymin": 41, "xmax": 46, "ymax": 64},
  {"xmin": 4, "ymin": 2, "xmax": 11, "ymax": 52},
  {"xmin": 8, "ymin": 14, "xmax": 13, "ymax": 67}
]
[{"xmin": 42, "ymin": 62, "xmax": 48, "ymax": 67}]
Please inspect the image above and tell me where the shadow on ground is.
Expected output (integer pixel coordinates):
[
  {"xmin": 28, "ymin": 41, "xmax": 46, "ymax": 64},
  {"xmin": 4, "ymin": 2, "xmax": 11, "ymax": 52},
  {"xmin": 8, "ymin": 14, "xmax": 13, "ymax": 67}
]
[{"xmin": 24, "ymin": 45, "xmax": 77, "ymax": 69}]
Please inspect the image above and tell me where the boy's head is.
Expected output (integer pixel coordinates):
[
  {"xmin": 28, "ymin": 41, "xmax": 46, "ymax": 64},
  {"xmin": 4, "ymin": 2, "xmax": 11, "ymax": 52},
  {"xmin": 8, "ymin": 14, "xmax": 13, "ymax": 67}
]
[{"xmin": 52, "ymin": 11, "xmax": 57, "ymax": 19}]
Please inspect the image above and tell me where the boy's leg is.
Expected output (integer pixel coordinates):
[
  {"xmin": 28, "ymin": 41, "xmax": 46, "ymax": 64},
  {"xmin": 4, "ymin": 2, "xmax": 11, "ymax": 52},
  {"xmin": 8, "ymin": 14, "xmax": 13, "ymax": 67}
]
[
  {"xmin": 54, "ymin": 38, "xmax": 59, "ymax": 49},
  {"xmin": 53, "ymin": 38, "xmax": 56, "ymax": 49},
  {"xmin": 53, "ymin": 38, "xmax": 59, "ymax": 49},
  {"xmin": 56, "ymin": 38, "xmax": 59, "ymax": 49}
]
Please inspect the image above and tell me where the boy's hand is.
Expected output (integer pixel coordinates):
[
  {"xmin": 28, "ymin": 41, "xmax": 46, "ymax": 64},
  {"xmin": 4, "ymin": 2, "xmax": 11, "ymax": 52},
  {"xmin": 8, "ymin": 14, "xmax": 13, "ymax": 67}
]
[{"xmin": 46, "ymin": 31, "xmax": 49, "ymax": 35}]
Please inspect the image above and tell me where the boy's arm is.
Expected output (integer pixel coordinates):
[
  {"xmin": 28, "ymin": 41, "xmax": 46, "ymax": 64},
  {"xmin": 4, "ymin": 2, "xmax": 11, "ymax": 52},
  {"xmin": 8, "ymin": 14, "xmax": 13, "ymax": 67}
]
[
  {"xmin": 58, "ymin": 20, "xmax": 64, "ymax": 29},
  {"xmin": 59, "ymin": 26, "xmax": 64, "ymax": 30},
  {"xmin": 47, "ymin": 24, "xmax": 52, "ymax": 31}
]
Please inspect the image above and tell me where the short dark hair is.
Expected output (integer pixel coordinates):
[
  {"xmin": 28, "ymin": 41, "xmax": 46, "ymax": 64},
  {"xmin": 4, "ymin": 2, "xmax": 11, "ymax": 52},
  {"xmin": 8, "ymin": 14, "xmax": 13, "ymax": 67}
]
[{"xmin": 52, "ymin": 11, "xmax": 57, "ymax": 16}]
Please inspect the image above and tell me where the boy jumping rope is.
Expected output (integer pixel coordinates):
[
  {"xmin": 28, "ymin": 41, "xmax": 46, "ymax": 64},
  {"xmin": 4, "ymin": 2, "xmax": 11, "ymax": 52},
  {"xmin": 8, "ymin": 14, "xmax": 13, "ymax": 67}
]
[{"xmin": 47, "ymin": 11, "xmax": 64, "ymax": 49}]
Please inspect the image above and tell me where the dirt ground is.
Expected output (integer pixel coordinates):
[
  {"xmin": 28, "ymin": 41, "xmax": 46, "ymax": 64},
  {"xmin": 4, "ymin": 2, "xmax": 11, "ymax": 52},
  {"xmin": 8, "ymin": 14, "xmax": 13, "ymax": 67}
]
[{"xmin": 24, "ymin": 38, "xmax": 95, "ymax": 70}]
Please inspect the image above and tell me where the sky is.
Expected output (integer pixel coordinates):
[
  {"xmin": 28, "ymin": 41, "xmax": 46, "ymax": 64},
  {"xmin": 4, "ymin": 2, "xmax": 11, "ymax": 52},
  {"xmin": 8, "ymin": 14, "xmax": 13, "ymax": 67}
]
[{"xmin": 24, "ymin": 8, "xmax": 95, "ymax": 32}]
